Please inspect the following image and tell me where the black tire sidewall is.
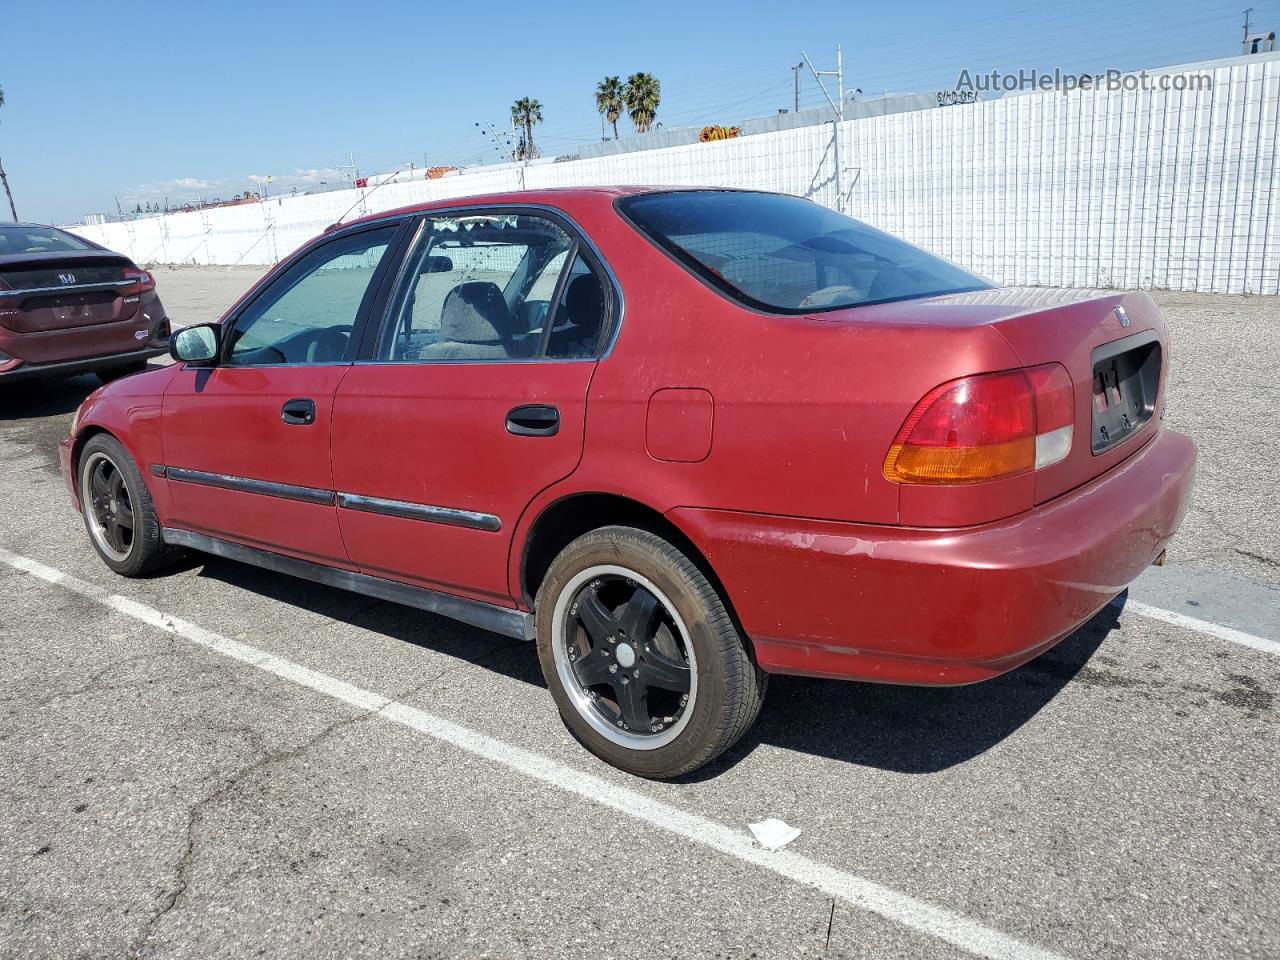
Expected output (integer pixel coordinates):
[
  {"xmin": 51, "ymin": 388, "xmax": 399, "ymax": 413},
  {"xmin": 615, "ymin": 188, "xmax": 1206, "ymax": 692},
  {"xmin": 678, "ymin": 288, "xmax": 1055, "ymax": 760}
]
[
  {"xmin": 78, "ymin": 434, "xmax": 164, "ymax": 577},
  {"xmin": 535, "ymin": 526, "xmax": 753, "ymax": 779}
]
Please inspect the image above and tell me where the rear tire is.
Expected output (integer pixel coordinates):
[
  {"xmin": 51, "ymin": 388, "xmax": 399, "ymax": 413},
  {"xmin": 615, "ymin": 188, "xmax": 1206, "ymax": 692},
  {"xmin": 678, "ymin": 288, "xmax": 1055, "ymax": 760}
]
[
  {"xmin": 78, "ymin": 433, "xmax": 181, "ymax": 577},
  {"xmin": 535, "ymin": 525, "xmax": 766, "ymax": 779},
  {"xmin": 95, "ymin": 360, "xmax": 149, "ymax": 384}
]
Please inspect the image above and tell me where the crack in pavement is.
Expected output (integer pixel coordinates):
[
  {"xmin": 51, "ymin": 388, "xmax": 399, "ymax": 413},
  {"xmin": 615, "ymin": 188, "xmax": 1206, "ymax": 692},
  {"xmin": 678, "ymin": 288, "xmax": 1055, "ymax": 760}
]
[
  {"xmin": 129, "ymin": 705, "xmax": 373, "ymax": 957},
  {"xmin": 128, "ymin": 658, "xmax": 473, "ymax": 957}
]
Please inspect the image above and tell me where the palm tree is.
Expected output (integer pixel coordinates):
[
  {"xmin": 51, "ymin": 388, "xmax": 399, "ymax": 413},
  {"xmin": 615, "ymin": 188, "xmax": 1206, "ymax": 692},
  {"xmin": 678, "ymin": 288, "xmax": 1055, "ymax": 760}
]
[
  {"xmin": 0, "ymin": 86, "xmax": 16, "ymax": 221},
  {"xmin": 595, "ymin": 76, "xmax": 624, "ymax": 140},
  {"xmin": 510, "ymin": 97, "xmax": 542, "ymax": 161},
  {"xmin": 624, "ymin": 73, "xmax": 661, "ymax": 134}
]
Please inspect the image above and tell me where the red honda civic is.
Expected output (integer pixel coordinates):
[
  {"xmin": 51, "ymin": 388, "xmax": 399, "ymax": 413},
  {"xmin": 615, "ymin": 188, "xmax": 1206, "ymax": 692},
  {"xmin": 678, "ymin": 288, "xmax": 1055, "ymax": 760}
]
[{"xmin": 60, "ymin": 188, "xmax": 1195, "ymax": 778}]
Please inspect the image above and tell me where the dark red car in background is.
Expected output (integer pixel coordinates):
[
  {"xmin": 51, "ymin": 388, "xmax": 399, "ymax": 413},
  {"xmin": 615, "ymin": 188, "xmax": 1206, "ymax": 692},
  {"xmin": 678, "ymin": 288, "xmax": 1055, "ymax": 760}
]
[
  {"xmin": 59, "ymin": 188, "xmax": 1195, "ymax": 778},
  {"xmin": 0, "ymin": 222, "xmax": 170, "ymax": 382}
]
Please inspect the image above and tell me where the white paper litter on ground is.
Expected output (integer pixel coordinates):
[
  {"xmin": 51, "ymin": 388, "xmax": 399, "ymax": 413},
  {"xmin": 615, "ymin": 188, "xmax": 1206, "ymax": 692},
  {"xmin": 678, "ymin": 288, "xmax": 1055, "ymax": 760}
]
[{"xmin": 748, "ymin": 818, "xmax": 801, "ymax": 851}]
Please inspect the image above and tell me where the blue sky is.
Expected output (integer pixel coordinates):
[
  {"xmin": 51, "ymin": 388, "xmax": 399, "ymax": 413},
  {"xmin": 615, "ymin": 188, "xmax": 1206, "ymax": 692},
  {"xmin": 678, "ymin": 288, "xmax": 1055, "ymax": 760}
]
[{"xmin": 3, "ymin": 0, "xmax": 1273, "ymax": 223}]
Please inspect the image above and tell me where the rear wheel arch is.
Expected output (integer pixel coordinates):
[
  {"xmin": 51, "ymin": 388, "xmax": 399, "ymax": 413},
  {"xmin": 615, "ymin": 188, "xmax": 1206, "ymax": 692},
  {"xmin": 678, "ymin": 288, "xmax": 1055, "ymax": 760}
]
[{"xmin": 518, "ymin": 493, "xmax": 750, "ymax": 652}]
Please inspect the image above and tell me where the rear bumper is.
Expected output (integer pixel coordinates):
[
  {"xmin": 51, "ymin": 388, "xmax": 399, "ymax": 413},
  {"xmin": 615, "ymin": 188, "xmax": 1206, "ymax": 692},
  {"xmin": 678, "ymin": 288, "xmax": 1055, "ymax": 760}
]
[
  {"xmin": 672, "ymin": 427, "xmax": 1197, "ymax": 686},
  {"xmin": 0, "ymin": 345, "xmax": 167, "ymax": 382}
]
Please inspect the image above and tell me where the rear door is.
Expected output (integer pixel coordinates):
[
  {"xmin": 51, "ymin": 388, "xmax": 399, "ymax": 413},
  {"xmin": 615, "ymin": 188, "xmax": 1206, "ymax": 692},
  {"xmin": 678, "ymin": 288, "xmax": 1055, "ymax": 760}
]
[
  {"xmin": 161, "ymin": 221, "xmax": 406, "ymax": 565},
  {"xmin": 331, "ymin": 209, "xmax": 616, "ymax": 604}
]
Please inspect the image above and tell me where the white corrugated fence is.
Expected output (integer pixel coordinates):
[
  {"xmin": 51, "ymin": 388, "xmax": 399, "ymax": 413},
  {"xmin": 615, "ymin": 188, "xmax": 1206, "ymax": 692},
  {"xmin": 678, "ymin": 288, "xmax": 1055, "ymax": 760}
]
[{"xmin": 69, "ymin": 53, "xmax": 1280, "ymax": 295}]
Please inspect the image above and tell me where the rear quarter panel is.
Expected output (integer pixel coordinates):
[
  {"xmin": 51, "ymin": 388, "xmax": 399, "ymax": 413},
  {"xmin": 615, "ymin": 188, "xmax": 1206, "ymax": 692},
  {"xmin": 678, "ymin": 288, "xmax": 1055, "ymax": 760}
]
[
  {"xmin": 535, "ymin": 196, "xmax": 1023, "ymax": 522},
  {"xmin": 505, "ymin": 195, "xmax": 1025, "ymax": 598}
]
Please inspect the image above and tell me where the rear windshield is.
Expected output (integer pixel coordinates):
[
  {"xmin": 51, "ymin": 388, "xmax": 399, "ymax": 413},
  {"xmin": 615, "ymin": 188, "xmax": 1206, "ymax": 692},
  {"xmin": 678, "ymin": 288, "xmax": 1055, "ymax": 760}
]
[
  {"xmin": 0, "ymin": 225, "xmax": 93, "ymax": 255},
  {"xmin": 618, "ymin": 191, "xmax": 990, "ymax": 313}
]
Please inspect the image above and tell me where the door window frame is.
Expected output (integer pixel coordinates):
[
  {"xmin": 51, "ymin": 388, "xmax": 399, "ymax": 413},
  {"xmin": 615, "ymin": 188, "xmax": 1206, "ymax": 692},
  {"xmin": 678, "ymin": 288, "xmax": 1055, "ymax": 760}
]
[
  {"xmin": 216, "ymin": 216, "xmax": 416, "ymax": 368},
  {"xmin": 353, "ymin": 204, "xmax": 624, "ymax": 365}
]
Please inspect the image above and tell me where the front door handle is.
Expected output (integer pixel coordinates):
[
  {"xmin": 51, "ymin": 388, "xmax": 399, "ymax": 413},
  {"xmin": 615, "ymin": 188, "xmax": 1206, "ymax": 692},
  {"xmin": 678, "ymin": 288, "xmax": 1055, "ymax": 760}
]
[
  {"xmin": 506, "ymin": 404, "xmax": 560, "ymax": 437},
  {"xmin": 281, "ymin": 398, "xmax": 316, "ymax": 425}
]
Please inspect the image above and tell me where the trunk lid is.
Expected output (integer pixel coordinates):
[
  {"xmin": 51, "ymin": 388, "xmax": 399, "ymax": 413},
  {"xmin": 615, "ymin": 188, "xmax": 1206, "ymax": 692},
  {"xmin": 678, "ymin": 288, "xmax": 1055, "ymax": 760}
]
[
  {"xmin": 817, "ymin": 287, "xmax": 1168, "ymax": 510},
  {"xmin": 0, "ymin": 253, "xmax": 137, "ymax": 333}
]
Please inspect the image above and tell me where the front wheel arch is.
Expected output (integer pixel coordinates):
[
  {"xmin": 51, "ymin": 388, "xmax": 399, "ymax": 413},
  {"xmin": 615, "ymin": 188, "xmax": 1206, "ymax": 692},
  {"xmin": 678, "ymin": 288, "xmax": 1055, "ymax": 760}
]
[{"xmin": 70, "ymin": 425, "xmax": 115, "ymax": 502}]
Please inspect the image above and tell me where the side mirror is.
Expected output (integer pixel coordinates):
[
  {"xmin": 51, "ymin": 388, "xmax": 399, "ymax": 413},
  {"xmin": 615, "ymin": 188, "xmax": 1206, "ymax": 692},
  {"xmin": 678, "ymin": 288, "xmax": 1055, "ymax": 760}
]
[{"xmin": 170, "ymin": 324, "xmax": 220, "ymax": 365}]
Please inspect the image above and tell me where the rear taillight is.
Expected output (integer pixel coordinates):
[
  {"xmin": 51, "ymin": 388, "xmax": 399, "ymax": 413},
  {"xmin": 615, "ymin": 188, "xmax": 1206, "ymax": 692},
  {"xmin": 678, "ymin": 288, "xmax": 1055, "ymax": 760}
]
[
  {"xmin": 1025, "ymin": 363, "xmax": 1074, "ymax": 469},
  {"xmin": 120, "ymin": 268, "xmax": 155, "ymax": 293},
  {"xmin": 884, "ymin": 364, "xmax": 1075, "ymax": 485}
]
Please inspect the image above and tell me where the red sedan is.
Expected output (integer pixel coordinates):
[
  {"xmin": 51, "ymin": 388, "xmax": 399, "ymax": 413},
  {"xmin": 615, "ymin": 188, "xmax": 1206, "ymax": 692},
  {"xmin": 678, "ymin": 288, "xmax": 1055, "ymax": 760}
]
[
  {"xmin": 0, "ymin": 223, "xmax": 171, "ymax": 382},
  {"xmin": 60, "ymin": 188, "xmax": 1196, "ymax": 778}
]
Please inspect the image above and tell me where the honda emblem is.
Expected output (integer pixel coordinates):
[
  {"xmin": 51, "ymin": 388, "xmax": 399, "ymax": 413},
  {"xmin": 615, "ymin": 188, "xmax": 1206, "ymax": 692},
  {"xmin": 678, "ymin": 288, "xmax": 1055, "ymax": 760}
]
[
  {"xmin": 58, "ymin": 273, "xmax": 76, "ymax": 285},
  {"xmin": 1114, "ymin": 305, "xmax": 1130, "ymax": 327}
]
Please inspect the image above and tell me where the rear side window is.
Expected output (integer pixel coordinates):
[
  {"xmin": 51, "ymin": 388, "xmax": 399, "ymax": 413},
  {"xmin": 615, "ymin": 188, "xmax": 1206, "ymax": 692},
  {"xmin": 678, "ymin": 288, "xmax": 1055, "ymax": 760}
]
[
  {"xmin": 618, "ymin": 191, "xmax": 989, "ymax": 313},
  {"xmin": 376, "ymin": 212, "xmax": 609, "ymax": 362},
  {"xmin": 0, "ymin": 225, "xmax": 93, "ymax": 255}
]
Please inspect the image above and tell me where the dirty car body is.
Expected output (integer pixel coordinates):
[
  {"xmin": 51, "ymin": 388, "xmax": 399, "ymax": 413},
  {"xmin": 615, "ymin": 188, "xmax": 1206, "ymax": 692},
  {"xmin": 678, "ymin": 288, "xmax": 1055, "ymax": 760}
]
[{"xmin": 61, "ymin": 188, "xmax": 1196, "ymax": 777}]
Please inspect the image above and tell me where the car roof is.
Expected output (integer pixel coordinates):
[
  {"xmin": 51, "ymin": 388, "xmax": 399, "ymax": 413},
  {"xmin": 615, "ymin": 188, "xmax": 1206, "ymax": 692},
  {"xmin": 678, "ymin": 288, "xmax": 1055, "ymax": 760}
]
[{"xmin": 333, "ymin": 185, "xmax": 717, "ymax": 232}]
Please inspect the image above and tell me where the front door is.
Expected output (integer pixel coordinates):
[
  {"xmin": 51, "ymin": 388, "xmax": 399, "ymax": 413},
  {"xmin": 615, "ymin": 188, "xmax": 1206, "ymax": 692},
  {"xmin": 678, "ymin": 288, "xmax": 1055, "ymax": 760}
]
[
  {"xmin": 162, "ymin": 222, "xmax": 402, "ymax": 565},
  {"xmin": 331, "ymin": 210, "xmax": 615, "ymax": 604}
]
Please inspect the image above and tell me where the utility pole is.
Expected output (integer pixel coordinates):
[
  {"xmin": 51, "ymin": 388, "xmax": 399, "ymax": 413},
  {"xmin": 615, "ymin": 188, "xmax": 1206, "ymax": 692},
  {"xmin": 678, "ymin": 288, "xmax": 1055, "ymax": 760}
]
[
  {"xmin": 837, "ymin": 43, "xmax": 844, "ymax": 121},
  {"xmin": 1244, "ymin": 7, "xmax": 1253, "ymax": 48},
  {"xmin": 475, "ymin": 121, "xmax": 515, "ymax": 163},
  {"xmin": 792, "ymin": 62, "xmax": 804, "ymax": 112},
  {"xmin": 802, "ymin": 46, "xmax": 847, "ymax": 210}
]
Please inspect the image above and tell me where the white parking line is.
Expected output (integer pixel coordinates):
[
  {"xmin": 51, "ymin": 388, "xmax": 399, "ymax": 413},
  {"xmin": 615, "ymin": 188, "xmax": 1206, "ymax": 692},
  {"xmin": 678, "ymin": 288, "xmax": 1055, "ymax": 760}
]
[
  {"xmin": 1114, "ymin": 597, "xmax": 1280, "ymax": 657},
  {"xmin": 0, "ymin": 545, "xmax": 1067, "ymax": 960}
]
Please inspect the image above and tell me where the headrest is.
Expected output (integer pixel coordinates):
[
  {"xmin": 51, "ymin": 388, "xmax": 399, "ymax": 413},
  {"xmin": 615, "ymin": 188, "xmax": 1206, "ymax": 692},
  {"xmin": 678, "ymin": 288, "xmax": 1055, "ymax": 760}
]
[
  {"xmin": 424, "ymin": 255, "xmax": 453, "ymax": 274},
  {"xmin": 564, "ymin": 272, "xmax": 603, "ymax": 325},
  {"xmin": 440, "ymin": 281, "xmax": 512, "ymax": 344}
]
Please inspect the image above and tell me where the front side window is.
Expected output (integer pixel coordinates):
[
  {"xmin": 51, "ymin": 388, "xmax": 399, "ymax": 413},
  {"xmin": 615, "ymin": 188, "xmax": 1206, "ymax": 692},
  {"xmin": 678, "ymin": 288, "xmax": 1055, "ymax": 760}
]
[
  {"xmin": 618, "ymin": 190, "xmax": 990, "ymax": 313},
  {"xmin": 377, "ymin": 213, "xmax": 607, "ymax": 362},
  {"xmin": 225, "ymin": 226, "xmax": 395, "ymax": 365}
]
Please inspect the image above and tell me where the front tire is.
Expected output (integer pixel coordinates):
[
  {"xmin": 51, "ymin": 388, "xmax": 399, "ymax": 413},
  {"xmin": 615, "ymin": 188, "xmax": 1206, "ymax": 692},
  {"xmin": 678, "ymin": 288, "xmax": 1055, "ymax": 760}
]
[
  {"xmin": 535, "ymin": 526, "xmax": 765, "ymax": 779},
  {"xmin": 78, "ymin": 433, "xmax": 180, "ymax": 577}
]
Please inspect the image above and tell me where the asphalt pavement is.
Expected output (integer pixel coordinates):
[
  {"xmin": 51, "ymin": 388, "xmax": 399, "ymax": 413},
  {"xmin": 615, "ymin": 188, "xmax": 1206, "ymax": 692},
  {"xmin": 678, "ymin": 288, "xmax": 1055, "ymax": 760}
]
[{"xmin": 0, "ymin": 273, "xmax": 1275, "ymax": 959}]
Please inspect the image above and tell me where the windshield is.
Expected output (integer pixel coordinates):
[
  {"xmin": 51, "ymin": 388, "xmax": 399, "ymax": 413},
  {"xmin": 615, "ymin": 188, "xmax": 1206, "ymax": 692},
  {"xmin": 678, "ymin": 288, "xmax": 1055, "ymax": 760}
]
[
  {"xmin": 618, "ymin": 190, "xmax": 990, "ymax": 313},
  {"xmin": 0, "ymin": 225, "xmax": 94, "ymax": 255}
]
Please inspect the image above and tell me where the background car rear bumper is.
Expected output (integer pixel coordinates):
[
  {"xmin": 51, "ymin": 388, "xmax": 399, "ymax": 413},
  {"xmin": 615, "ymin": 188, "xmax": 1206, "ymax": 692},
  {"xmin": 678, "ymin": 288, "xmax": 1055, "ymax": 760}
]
[
  {"xmin": 0, "ymin": 345, "xmax": 167, "ymax": 382},
  {"xmin": 671, "ymin": 427, "xmax": 1197, "ymax": 686}
]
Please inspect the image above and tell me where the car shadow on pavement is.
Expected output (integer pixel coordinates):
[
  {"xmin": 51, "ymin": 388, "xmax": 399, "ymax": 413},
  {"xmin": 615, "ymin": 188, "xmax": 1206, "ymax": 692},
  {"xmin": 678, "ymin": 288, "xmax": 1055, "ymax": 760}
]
[
  {"xmin": 194, "ymin": 557, "xmax": 548, "ymax": 686},
  {"xmin": 0, "ymin": 374, "xmax": 102, "ymax": 421},
  {"xmin": 193, "ymin": 555, "xmax": 1120, "ymax": 777},
  {"xmin": 696, "ymin": 602, "xmax": 1121, "ymax": 778}
]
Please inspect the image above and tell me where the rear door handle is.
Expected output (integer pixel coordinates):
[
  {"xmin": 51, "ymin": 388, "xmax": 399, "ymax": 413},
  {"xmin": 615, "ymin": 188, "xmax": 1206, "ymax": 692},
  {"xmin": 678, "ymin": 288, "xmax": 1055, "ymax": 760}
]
[
  {"xmin": 506, "ymin": 404, "xmax": 560, "ymax": 437},
  {"xmin": 281, "ymin": 398, "xmax": 316, "ymax": 425}
]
